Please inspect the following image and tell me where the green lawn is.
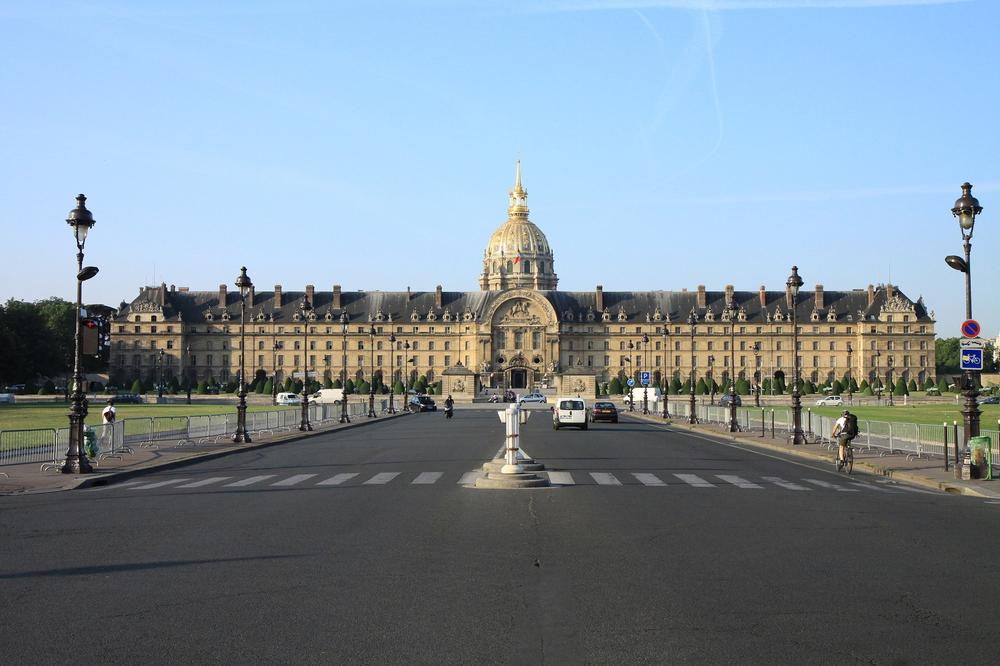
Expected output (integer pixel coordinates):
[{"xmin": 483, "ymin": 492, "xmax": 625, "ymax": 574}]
[
  {"xmin": 0, "ymin": 403, "xmax": 297, "ymax": 431},
  {"xmin": 799, "ymin": 403, "xmax": 1000, "ymax": 428}
]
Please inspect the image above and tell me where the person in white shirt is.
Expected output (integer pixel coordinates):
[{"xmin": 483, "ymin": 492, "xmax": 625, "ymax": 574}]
[
  {"xmin": 831, "ymin": 409, "xmax": 855, "ymax": 466},
  {"xmin": 99, "ymin": 399, "xmax": 116, "ymax": 451}
]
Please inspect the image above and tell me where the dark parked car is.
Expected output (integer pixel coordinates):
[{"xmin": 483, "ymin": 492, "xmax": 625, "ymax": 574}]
[
  {"xmin": 409, "ymin": 395, "xmax": 437, "ymax": 412},
  {"xmin": 591, "ymin": 401, "xmax": 619, "ymax": 423},
  {"xmin": 113, "ymin": 393, "xmax": 144, "ymax": 404},
  {"xmin": 719, "ymin": 393, "xmax": 742, "ymax": 407},
  {"xmin": 980, "ymin": 396, "xmax": 1000, "ymax": 405}
]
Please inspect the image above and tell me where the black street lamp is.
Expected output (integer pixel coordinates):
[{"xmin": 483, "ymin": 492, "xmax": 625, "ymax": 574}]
[
  {"xmin": 708, "ymin": 355, "xmax": 716, "ymax": 405},
  {"xmin": 388, "ymin": 332, "xmax": 397, "ymax": 414},
  {"xmin": 662, "ymin": 326, "xmax": 670, "ymax": 419},
  {"xmin": 271, "ymin": 341, "xmax": 279, "ymax": 406},
  {"xmin": 874, "ymin": 349, "xmax": 882, "ymax": 405},
  {"xmin": 688, "ymin": 308, "xmax": 697, "ymax": 424},
  {"xmin": 788, "ymin": 265, "xmax": 805, "ymax": 445},
  {"xmin": 232, "ymin": 267, "xmax": 253, "ymax": 443},
  {"xmin": 726, "ymin": 306, "xmax": 738, "ymax": 432},
  {"xmin": 946, "ymin": 182, "xmax": 983, "ymax": 443},
  {"xmin": 157, "ymin": 349, "xmax": 165, "ymax": 401},
  {"xmin": 626, "ymin": 340, "xmax": 635, "ymax": 412},
  {"xmin": 846, "ymin": 342, "xmax": 853, "ymax": 405},
  {"xmin": 339, "ymin": 312, "xmax": 350, "ymax": 424},
  {"xmin": 753, "ymin": 342, "xmax": 762, "ymax": 408},
  {"xmin": 186, "ymin": 344, "xmax": 193, "ymax": 405},
  {"xmin": 887, "ymin": 356, "xmax": 895, "ymax": 407},
  {"xmin": 642, "ymin": 333, "xmax": 650, "ymax": 414},
  {"xmin": 63, "ymin": 194, "xmax": 98, "ymax": 475},
  {"xmin": 367, "ymin": 325, "xmax": 378, "ymax": 417},
  {"xmin": 298, "ymin": 296, "xmax": 313, "ymax": 431}
]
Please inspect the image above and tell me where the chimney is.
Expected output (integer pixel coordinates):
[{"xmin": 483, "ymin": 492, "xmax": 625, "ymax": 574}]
[
  {"xmin": 332, "ymin": 284, "xmax": 342, "ymax": 309},
  {"xmin": 170, "ymin": 284, "xmax": 175, "ymax": 292},
  {"xmin": 815, "ymin": 284, "xmax": 824, "ymax": 310},
  {"xmin": 867, "ymin": 284, "xmax": 875, "ymax": 308},
  {"xmin": 696, "ymin": 285, "xmax": 706, "ymax": 309},
  {"xmin": 306, "ymin": 284, "xmax": 315, "ymax": 305},
  {"xmin": 596, "ymin": 285, "xmax": 604, "ymax": 312},
  {"xmin": 435, "ymin": 285, "xmax": 443, "ymax": 309},
  {"xmin": 274, "ymin": 284, "xmax": 283, "ymax": 307},
  {"xmin": 724, "ymin": 284, "xmax": 734, "ymax": 306},
  {"xmin": 759, "ymin": 285, "xmax": 767, "ymax": 308},
  {"xmin": 886, "ymin": 284, "xmax": 895, "ymax": 300},
  {"xmin": 218, "ymin": 283, "xmax": 227, "ymax": 308},
  {"xmin": 406, "ymin": 286, "xmax": 411, "ymax": 302},
  {"xmin": 160, "ymin": 283, "xmax": 167, "ymax": 306},
  {"xmin": 248, "ymin": 285, "xmax": 255, "ymax": 308},
  {"xmin": 785, "ymin": 283, "xmax": 792, "ymax": 308}
]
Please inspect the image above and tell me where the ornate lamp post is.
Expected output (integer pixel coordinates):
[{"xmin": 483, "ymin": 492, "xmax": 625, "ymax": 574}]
[
  {"xmin": 887, "ymin": 356, "xmax": 895, "ymax": 407},
  {"xmin": 367, "ymin": 325, "xmax": 377, "ymax": 418},
  {"xmin": 298, "ymin": 296, "xmax": 313, "ymax": 431},
  {"xmin": 388, "ymin": 332, "xmax": 397, "ymax": 414},
  {"xmin": 688, "ymin": 308, "xmax": 697, "ymax": 424},
  {"xmin": 662, "ymin": 326, "xmax": 670, "ymax": 419},
  {"xmin": 157, "ymin": 349, "xmax": 165, "ymax": 400},
  {"xmin": 753, "ymin": 342, "xmax": 761, "ymax": 408},
  {"xmin": 186, "ymin": 344, "xmax": 193, "ymax": 404},
  {"xmin": 726, "ymin": 306, "xmax": 738, "ymax": 432},
  {"xmin": 874, "ymin": 349, "xmax": 882, "ymax": 405},
  {"xmin": 946, "ymin": 182, "xmax": 983, "ymax": 442},
  {"xmin": 271, "ymin": 341, "xmax": 279, "ymax": 406},
  {"xmin": 788, "ymin": 265, "xmax": 805, "ymax": 445},
  {"xmin": 339, "ymin": 312, "xmax": 350, "ymax": 424},
  {"xmin": 232, "ymin": 267, "xmax": 253, "ymax": 443},
  {"xmin": 626, "ymin": 340, "xmax": 635, "ymax": 412},
  {"xmin": 62, "ymin": 194, "xmax": 98, "ymax": 474},
  {"xmin": 708, "ymin": 355, "xmax": 716, "ymax": 405},
  {"xmin": 846, "ymin": 342, "xmax": 853, "ymax": 405},
  {"xmin": 642, "ymin": 333, "xmax": 650, "ymax": 414}
]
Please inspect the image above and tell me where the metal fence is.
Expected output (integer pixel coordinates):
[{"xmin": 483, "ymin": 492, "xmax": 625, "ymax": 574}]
[{"xmin": 0, "ymin": 399, "xmax": 387, "ymax": 468}]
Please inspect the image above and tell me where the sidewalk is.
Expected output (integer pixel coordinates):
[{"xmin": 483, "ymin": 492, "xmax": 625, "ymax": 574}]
[
  {"xmin": 626, "ymin": 412, "xmax": 1000, "ymax": 499},
  {"xmin": 0, "ymin": 412, "xmax": 408, "ymax": 496}
]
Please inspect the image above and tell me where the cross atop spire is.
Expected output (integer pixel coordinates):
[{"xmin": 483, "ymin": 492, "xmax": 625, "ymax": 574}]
[
  {"xmin": 514, "ymin": 160, "xmax": 523, "ymax": 193},
  {"xmin": 508, "ymin": 160, "xmax": 528, "ymax": 219}
]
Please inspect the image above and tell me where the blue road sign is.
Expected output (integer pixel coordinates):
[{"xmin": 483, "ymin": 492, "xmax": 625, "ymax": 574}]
[
  {"xmin": 626, "ymin": 378, "xmax": 635, "ymax": 387},
  {"xmin": 962, "ymin": 319, "xmax": 981, "ymax": 338},
  {"xmin": 641, "ymin": 371, "xmax": 651, "ymax": 386},
  {"xmin": 961, "ymin": 348, "xmax": 984, "ymax": 371}
]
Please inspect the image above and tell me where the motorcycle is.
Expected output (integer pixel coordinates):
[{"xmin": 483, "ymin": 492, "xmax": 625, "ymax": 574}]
[{"xmin": 445, "ymin": 406, "xmax": 454, "ymax": 419}]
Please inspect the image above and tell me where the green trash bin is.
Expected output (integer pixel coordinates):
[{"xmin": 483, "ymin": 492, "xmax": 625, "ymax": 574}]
[
  {"xmin": 968, "ymin": 436, "xmax": 991, "ymax": 480},
  {"xmin": 83, "ymin": 426, "xmax": 97, "ymax": 459}
]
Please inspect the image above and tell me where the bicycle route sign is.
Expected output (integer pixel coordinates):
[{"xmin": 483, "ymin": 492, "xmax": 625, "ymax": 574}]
[
  {"xmin": 961, "ymin": 348, "xmax": 984, "ymax": 371},
  {"xmin": 961, "ymin": 319, "xmax": 981, "ymax": 338},
  {"xmin": 626, "ymin": 378, "xmax": 635, "ymax": 388},
  {"xmin": 640, "ymin": 372, "xmax": 651, "ymax": 386}
]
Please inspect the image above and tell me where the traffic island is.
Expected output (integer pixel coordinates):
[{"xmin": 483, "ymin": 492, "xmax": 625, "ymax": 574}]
[{"xmin": 474, "ymin": 404, "xmax": 550, "ymax": 489}]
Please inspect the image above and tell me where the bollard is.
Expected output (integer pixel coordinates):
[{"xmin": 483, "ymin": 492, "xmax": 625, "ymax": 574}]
[
  {"xmin": 807, "ymin": 409, "xmax": 812, "ymax": 438},
  {"xmin": 770, "ymin": 409, "xmax": 775, "ymax": 439},
  {"xmin": 943, "ymin": 422, "xmax": 949, "ymax": 472},
  {"xmin": 953, "ymin": 420, "xmax": 960, "ymax": 468},
  {"xmin": 761, "ymin": 408, "xmax": 765, "ymax": 438}
]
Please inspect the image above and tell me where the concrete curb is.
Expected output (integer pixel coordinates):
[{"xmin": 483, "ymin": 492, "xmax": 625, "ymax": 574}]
[
  {"xmin": 41, "ymin": 413, "xmax": 409, "ymax": 493},
  {"xmin": 625, "ymin": 413, "xmax": 1000, "ymax": 499}
]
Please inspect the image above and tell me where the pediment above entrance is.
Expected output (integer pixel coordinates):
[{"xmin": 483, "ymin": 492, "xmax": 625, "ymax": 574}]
[{"xmin": 483, "ymin": 290, "xmax": 557, "ymax": 328}]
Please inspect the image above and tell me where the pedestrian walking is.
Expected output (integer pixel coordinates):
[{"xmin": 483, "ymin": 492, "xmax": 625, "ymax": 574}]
[
  {"xmin": 444, "ymin": 394, "xmax": 454, "ymax": 419},
  {"xmin": 99, "ymin": 398, "xmax": 116, "ymax": 452}
]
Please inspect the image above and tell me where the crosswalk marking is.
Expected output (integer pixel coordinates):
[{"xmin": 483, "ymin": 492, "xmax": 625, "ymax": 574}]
[
  {"xmin": 546, "ymin": 471, "xmax": 575, "ymax": 485},
  {"xmin": 317, "ymin": 473, "xmax": 359, "ymax": 486},
  {"xmin": 224, "ymin": 475, "xmax": 275, "ymax": 487},
  {"xmin": 412, "ymin": 472, "xmax": 443, "ymax": 485},
  {"xmin": 633, "ymin": 473, "xmax": 666, "ymax": 486},
  {"xmin": 176, "ymin": 477, "xmax": 232, "ymax": 488},
  {"xmin": 674, "ymin": 473, "xmax": 715, "ymax": 488},
  {"xmin": 364, "ymin": 472, "xmax": 400, "ymax": 485},
  {"xmin": 590, "ymin": 472, "xmax": 621, "ymax": 486},
  {"xmin": 458, "ymin": 471, "xmax": 484, "ymax": 485},
  {"xmin": 803, "ymin": 478, "xmax": 859, "ymax": 492},
  {"xmin": 849, "ymin": 481, "xmax": 898, "ymax": 493},
  {"xmin": 83, "ymin": 480, "xmax": 144, "ymax": 492},
  {"xmin": 761, "ymin": 476, "xmax": 810, "ymax": 491},
  {"xmin": 271, "ymin": 474, "xmax": 317, "ymax": 487},
  {"xmin": 717, "ymin": 475, "xmax": 763, "ymax": 489},
  {"xmin": 130, "ymin": 478, "xmax": 191, "ymax": 490}
]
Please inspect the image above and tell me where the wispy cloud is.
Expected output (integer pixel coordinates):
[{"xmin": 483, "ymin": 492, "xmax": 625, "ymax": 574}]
[{"xmin": 533, "ymin": 0, "xmax": 970, "ymax": 11}]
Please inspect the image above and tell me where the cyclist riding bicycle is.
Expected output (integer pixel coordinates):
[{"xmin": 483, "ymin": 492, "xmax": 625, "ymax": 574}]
[{"xmin": 831, "ymin": 409, "xmax": 858, "ymax": 469}]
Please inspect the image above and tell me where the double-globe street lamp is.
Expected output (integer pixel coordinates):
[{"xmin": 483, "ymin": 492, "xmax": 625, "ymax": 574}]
[
  {"xmin": 642, "ymin": 333, "xmax": 650, "ymax": 414},
  {"xmin": 945, "ymin": 182, "xmax": 984, "ymax": 443},
  {"xmin": 846, "ymin": 342, "xmax": 853, "ymax": 405},
  {"xmin": 232, "ymin": 267, "xmax": 253, "ymax": 443},
  {"xmin": 156, "ymin": 349, "xmax": 165, "ymax": 401},
  {"xmin": 662, "ymin": 326, "xmax": 670, "ymax": 419},
  {"xmin": 688, "ymin": 308, "xmax": 697, "ymax": 424},
  {"xmin": 725, "ymin": 305, "xmax": 738, "ymax": 432},
  {"xmin": 788, "ymin": 265, "xmax": 805, "ymax": 445},
  {"xmin": 367, "ymin": 325, "xmax": 377, "ymax": 418},
  {"xmin": 388, "ymin": 332, "xmax": 397, "ymax": 414},
  {"xmin": 753, "ymin": 342, "xmax": 762, "ymax": 408},
  {"xmin": 62, "ymin": 194, "xmax": 99, "ymax": 474},
  {"xmin": 626, "ymin": 340, "xmax": 635, "ymax": 412},
  {"xmin": 339, "ymin": 312, "xmax": 351, "ymax": 424},
  {"xmin": 299, "ymin": 296, "xmax": 313, "ymax": 431},
  {"xmin": 271, "ymin": 341, "xmax": 279, "ymax": 406}
]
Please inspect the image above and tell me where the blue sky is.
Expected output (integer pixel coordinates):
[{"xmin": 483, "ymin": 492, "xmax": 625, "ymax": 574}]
[{"xmin": 1, "ymin": 0, "xmax": 997, "ymax": 338}]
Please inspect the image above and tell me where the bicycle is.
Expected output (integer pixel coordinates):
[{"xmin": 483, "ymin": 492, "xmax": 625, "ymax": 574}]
[{"xmin": 836, "ymin": 438, "xmax": 854, "ymax": 475}]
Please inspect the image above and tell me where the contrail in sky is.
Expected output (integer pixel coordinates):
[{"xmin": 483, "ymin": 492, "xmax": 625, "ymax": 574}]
[{"xmin": 534, "ymin": 0, "xmax": 970, "ymax": 11}]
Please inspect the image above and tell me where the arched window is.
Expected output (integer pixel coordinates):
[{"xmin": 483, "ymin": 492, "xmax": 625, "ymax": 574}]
[
  {"xmin": 506, "ymin": 261, "xmax": 513, "ymax": 273},
  {"xmin": 523, "ymin": 260, "xmax": 531, "ymax": 273}
]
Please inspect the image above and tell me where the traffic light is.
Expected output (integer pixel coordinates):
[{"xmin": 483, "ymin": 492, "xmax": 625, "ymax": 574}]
[{"xmin": 81, "ymin": 318, "xmax": 99, "ymax": 355}]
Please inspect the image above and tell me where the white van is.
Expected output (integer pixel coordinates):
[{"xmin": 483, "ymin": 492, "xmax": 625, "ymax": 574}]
[
  {"xmin": 276, "ymin": 392, "xmax": 301, "ymax": 406},
  {"xmin": 553, "ymin": 397, "xmax": 588, "ymax": 430},
  {"xmin": 623, "ymin": 387, "xmax": 662, "ymax": 405},
  {"xmin": 310, "ymin": 388, "xmax": 345, "ymax": 404}
]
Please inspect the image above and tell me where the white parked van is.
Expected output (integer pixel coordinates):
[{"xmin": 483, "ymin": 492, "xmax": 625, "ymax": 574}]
[
  {"xmin": 276, "ymin": 392, "xmax": 301, "ymax": 405},
  {"xmin": 310, "ymin": 388, "xmax": 345, "ymax": 404},
  {"xmin": 553, "ymin": 397, "xmax": 588, "ymax": 430}
]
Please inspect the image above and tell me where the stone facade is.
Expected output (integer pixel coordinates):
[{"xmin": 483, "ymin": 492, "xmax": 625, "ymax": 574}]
[{"xmin": 110, "ymin": 166, "xmax": 937, "ymax": 394}]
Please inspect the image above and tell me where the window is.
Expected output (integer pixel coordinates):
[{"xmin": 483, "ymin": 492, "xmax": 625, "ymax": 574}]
[
  {"xmin": 829, "ymin": 342, "xmax": 835, "ymax": 351},
  {"xmin": 150, "ymin": 326, "xmax": 157, "ymax": 333},
  {"xmin": 675, "ymin": 355, "xmax": 681, "ymax": 367},
  {"xmin": 830, "ymin": 355, "xmax": 836, "ymax": 367},
  {"xmin": 568, "ymin": 355, "xmax": 574, "ymax": 366},
  {"xmin": 532, "ymin": 332, "xmax": 541, "ymax": 349},
  {"xmin": 358, "ymin": 355, "xmax": 364, "ymax": 367},
  {"xmin": 150, "ymin": 340, "xmax": 157, "ymax": 349},
  {"xmin": 326, "ymin": 341, "xmax": 332, "ymax": 350},
  {"xmin": 377, "ymin": 355, "xmax": 383, "ymax": 366},
  {"xmin": 812, "ymin": 341, "xmax": 818, "ymax": 350},
  {"xmin": 708, "ymin": 342, "xmax": 714, "ymax": 351},
  {"xmin": 293, "ymin": 355, "xmax": 299, "ymax": 366},
  {"xmin": 444, "ymin": 341, "xmax": 451, "ymax": 350},
  {"xmin": 166, "ymin": 341, "xmax": 174, "ymax": 349},
  {"xmin": 428, "ymin": 355, "xmax": 435, "ymax": 366},
  {"xmin": 514, "ymin": 332, "xmax": 523, "ymax": 348},
  {"xmin": 428, "ymin": 341, "xmax": 435, "ymax": 351},
  {"xmin": 587, "ymin": 355, "xmax": 593, "ymax": 367},
  {"xmin": 207, "ymin": 354, "xmax": 214, "ymax": 367},
  {"xmin": 260, "ymin": 355, "xmax": 265, "ymax": 367},
  {"xmin": 740, "ymin": 355, "xmax": 745, "ymax": 367},
  {"xmin": 444, "ymin": 355, "xmax": 451, "ymax": 366},
  {"xmin": 295, "ymin": 341, "xmax": 301, "ymax": 350},
  {"xmin": 277, "ymin": 355, "xmax": 283, "ymax": 366},
  {"xmin": 604, "ymin": 355, "xmax": 610, "ymax": 366}
]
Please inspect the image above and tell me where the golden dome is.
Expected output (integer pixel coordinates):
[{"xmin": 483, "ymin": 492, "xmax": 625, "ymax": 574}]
[{"xmin": 486, "ymin": 219, "xmax": 551, "ymax": 258}]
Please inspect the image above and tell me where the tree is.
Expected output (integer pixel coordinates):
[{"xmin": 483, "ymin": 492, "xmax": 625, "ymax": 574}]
[
  {"xmin": 283, "ymin": 377, "xmax": 293, "ymax": 392},
  {"xmin": 773, "ymin": 377, "xmax": 785, "ymax": 395},
  {"xmin": 923, "ymin": 378, "xmax": 935, "ymax": 391},
  {"xmin": 908, "ymin": 379, "xmax": 918, "ymax": 393},
  {"xmin": 803, "ymin": 380, "xmax": 816, "ymax": 395},
  {"xmin": 333, "ymin": 378, "xmax": 343, "ymax": 389},
  {"xmin": 609, "ymin": 377, "xmax": 622, "ymax": 394},
  {"xmin": 670, "ymin": 377, "xmax": 683, "ymax": 395},
  {"xmin": 323, "ymin": 376, "xmax": 334, "ymax": 389},
  {"xmin": 894, "ymin": 379, "xmax": 908, "ymax": 396},
  {"xmin": 762, "ymin": 378, "xmax": 771, "ymax": 393},
  {"xmin": 831, "ymin": 379, "xmax": 843, "ymax": 395},
  {"xmin": 344, "ymin": 379, "xmax": 355, "ymax": 394},
  {"xmin": 696, "ymin": 378, "xmax": 708, "ymax": 395},
  {"xmin": 937, "ymin": 377, "xmax": 949, "ymax": 393},
  {"xmin": 735, "ymin": 378, "xmax": 750, "ymax": 395},
  {"xmin": 131, "ymin": 378, "xmax": 145, "ymax": 394},
  {"xmin": 357, "ymin": 380, "xmax": 371, "ymax": 394},
  {"xmin": 262, "ymin": 378, "xmax": 273, "ymax": 395},
  {"xmin": 935, "ymin": 338, "xmax": 960, "ymax": 375},
  {"xmin": 196, "ymin": 379, "xmax": 208, "ymax": 394},
  {"xmin": 393, "ymin": 380, "xmax": 405, "ymax": 394}
]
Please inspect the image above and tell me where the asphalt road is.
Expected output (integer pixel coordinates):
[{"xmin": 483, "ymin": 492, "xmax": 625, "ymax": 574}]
[{"xmin": 2, "ymin": 409, "xmax": 999, "ymax": 665}]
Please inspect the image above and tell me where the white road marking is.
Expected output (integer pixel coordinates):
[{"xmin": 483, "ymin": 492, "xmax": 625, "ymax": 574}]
[
  {"xmin": 890, "ymin": 484, "xmax": 944, "ymax": 496},
  {"xmin": 590, "ymin": 472, "xmax": 622, "ymax": 486},
  {"xmin": 317, "ymin": 473, "xmax": 359, "ymax": 486},
  {"xmin": 224, "ymin": 475, "xmax": 275, "ymax": 487},
  {"xmin": 458, "ymin": 471, "xmax": 484, "ymax": 485},
  {"xmin": 803, "ymin": 478, "xmax": 859, "ymax": 492},
  {"xmin": 633, "ymin": 473, "xmax": 666, "ymax": 486},
  {"xmin": 546, "ymin": 471, "xmax": 575, "ymax": 485},
  {"xmin": 363, "ymin": 472, "xmax": 400, "ymax": 485},
  {"xmin": 176, "ymin": 477, "xmax": 232, "ymax": 488},
  {"xmin": 674, "ymin": 473, "xmax": 715, "ymax": 488},
  {"xmin": 717, "ymin": 474, "xmax": 763, "ymax": 489},
  {"xmin": 130, "ymin": 478, "xmax": 191, "ymax": 490},
  {"xmin": 849, "ymin": 481, "xmax": 899, "ymax": 493},
  {"xmin": 82, "ymin": 480, "xmax": 144, "ymax": 491},
  {"xmin": 412, "ymin": 472, "xmax": 443, "ymax": 485},
  {"xmin": 271, "ymin": 474, "xmax": 317, "ymax": 487},
  {"xmin": 761, "ymin": 476, "xmax": 810, "ymax": 491}
]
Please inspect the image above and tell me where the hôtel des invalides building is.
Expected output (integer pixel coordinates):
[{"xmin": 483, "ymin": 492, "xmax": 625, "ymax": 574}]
[{"xmin": 111, "ymin": 164, "xmax": 936, "ymax": 399}]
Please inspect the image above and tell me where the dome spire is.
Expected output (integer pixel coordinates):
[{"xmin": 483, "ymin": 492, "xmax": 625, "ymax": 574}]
[
  {"xmin": 514, "ymin": 160, "xmax": 523, "ymax": 193},
  {"xmin": 508, "ymin": 160, "xmax": 528, "ymax": 219}
]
